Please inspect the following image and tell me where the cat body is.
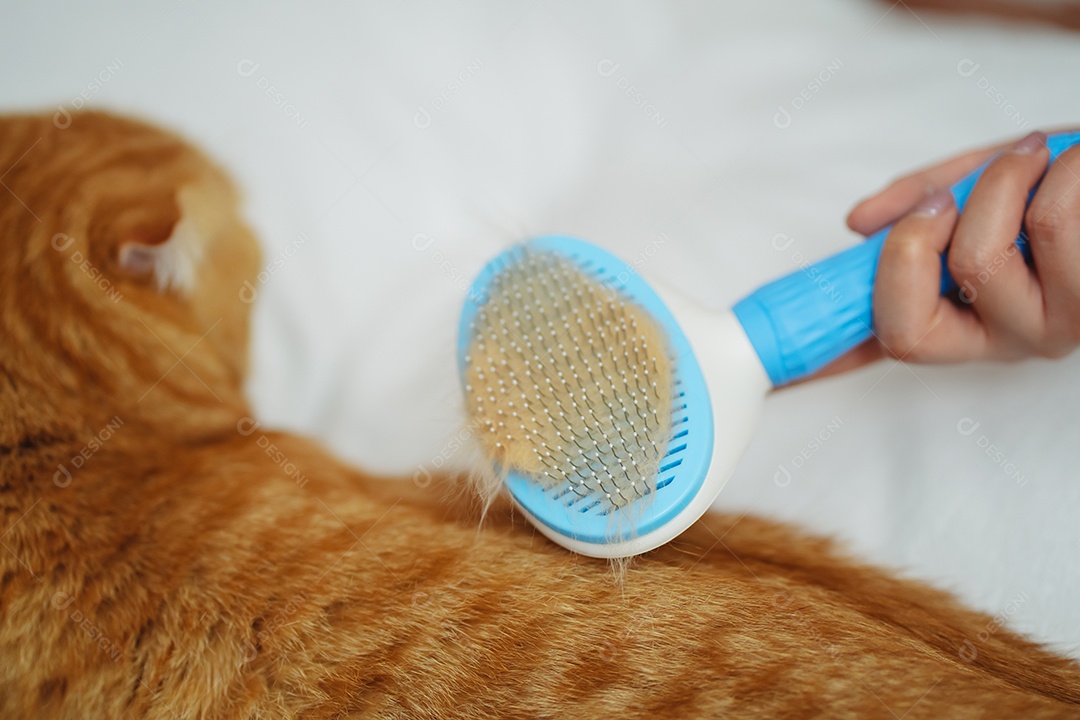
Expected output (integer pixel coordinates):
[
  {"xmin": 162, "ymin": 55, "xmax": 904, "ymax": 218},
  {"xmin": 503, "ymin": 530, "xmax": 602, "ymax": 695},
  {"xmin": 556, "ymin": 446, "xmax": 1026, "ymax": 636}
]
[{"xmin": 1, "ymin": 111, "xmax": 1078, "ymax": 719}]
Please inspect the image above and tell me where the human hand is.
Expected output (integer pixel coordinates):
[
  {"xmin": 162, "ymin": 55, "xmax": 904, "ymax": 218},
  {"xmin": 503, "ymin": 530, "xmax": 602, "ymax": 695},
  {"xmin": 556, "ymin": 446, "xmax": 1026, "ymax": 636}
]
[{"xmin": 813, "ymin": 130, "xmax": 1080, "ymax": 379}]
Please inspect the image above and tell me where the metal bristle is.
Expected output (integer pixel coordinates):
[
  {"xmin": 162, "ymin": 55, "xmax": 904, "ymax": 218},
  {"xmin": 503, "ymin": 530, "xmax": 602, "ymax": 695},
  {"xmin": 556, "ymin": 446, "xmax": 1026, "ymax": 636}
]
[{"xmin": 465, "ymin": 249, "xmax": 673, "ymax": 511}]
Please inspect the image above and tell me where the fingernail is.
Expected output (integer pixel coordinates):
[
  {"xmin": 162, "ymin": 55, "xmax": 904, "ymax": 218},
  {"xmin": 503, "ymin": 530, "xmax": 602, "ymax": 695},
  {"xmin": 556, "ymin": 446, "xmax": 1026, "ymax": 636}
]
[
  {"xmin": 911, "ymin": 188, "xmax": 953, "ymax": 217},
  {"xmin": 1010, "ymin": 131, "xmax": 1047, "ymax": 155}
]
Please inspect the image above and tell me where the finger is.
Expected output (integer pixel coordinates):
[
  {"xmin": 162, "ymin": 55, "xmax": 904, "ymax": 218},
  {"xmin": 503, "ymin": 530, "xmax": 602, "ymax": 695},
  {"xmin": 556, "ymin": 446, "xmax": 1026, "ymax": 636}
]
[
  {"xmin": 847, "ymin": 144, "xmax": 1008, "ymax": 236},
  {"xmin": 1023, "ymin": 142, "xmax": 1080, "ymax": 351},
  {"xmin": 946, "ymin": 132, "xmax": 1050, "ymax": 355},
  {"xmin": 847, "ymin": 128, "xmax": 1080, "ymax": 237},
  {"xmin": 873, "ymin": 189, "xmax": 989, "ymax": 362}
]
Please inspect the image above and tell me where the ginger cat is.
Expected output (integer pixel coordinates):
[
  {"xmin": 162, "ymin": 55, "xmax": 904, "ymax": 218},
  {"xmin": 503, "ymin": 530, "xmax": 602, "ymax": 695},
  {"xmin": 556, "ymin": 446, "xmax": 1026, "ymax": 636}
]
[{"xmin": 1, "ymin": 110, "xmax": 1079, "ymax": 719}]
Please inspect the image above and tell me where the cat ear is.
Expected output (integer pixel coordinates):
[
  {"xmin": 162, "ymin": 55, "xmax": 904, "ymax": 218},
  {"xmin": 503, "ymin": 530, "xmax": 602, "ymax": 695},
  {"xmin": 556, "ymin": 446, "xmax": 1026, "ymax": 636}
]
[{"xmin": 115, "ymin": 194, "xmax": 205, "ymax": 294}]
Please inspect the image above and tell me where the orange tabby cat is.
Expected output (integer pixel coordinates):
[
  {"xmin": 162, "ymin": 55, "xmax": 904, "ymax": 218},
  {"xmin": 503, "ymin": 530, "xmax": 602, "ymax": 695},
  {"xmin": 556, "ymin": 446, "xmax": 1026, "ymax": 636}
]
[{"xmin": 1, "ymin": 110, "xmax": 1079, "ymax": 719}]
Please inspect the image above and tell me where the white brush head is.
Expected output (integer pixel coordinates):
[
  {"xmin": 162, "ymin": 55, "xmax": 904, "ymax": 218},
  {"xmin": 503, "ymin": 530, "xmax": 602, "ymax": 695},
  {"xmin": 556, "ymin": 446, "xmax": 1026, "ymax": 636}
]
[{"xmin": 464, "ymin": 249, "xmax": 674, "ymax": 513}]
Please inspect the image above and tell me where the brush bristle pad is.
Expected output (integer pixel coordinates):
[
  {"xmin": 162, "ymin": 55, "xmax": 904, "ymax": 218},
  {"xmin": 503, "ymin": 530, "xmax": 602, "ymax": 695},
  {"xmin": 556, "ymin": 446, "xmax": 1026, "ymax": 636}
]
[{"xmin": 463, "ymin": 249, "xmax": 674, "ymax": 511}]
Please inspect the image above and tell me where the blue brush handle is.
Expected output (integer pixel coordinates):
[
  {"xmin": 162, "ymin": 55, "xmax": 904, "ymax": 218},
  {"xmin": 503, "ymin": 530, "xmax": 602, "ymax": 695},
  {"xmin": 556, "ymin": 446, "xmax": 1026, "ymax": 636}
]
[{"xmin": 733, "ymin": 132, "xmax": 1080, "ymax": 387}]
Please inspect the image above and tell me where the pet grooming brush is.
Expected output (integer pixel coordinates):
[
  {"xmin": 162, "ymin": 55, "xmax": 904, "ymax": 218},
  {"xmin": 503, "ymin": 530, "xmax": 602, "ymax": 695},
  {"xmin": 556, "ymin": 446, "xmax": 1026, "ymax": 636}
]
[{"xmin": 458, "ymin": 132, "xmax": 1080, "ymax": 558}]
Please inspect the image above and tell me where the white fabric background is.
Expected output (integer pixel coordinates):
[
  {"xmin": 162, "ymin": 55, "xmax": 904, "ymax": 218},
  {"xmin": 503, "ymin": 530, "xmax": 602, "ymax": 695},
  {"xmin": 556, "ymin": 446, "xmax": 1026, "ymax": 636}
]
[{"xmin": 3, "ymin": 1, "xmax": 1078, "ymax": 658}]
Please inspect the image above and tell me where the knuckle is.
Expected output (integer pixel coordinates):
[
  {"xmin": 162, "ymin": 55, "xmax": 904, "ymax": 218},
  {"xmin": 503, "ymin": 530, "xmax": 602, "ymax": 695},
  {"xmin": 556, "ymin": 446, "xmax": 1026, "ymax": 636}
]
[
  {"xmin": 1054, "ymin": 143, "xmax": 1080, "ymax": 173},
  {"xmin": 947, "ymin": 246, "xmax": 992, "ymax": 284},
  {"xmin": 1025, "ymin": 145, "xmax": 1080, "ymax": 241},
  {"xmin": 1026, "ymin": 194, "xmax": 1077, "ymax": 243},
  {"xmin": 884, "ymin": 225, "xmax": 925, "ymax": 264},
  {"xmin": 875, "ymin": 323, "xmax": 926, "ymax": 360}
]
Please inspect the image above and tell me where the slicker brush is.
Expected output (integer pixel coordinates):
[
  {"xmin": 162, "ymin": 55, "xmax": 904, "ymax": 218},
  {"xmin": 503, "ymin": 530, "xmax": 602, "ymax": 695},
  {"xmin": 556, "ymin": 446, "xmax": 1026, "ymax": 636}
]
[{"xmin": 458, "ymin": 236, "xmax": 718, "ymax": 558}]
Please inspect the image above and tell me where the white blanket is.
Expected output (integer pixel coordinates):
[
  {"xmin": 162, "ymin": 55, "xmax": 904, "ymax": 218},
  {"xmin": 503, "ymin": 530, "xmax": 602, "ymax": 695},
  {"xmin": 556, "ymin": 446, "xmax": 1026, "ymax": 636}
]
[{"xmin": 4, "ymin": 0, "xmax": 1078, "ymax": 659}]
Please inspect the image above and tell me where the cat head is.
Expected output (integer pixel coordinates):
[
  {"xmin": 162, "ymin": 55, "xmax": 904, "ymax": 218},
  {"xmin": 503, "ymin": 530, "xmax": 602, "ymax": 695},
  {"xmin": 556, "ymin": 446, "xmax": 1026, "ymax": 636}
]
[{"xmin": 0, "ymin": 111, "xmax": 261, "ymax": 440}]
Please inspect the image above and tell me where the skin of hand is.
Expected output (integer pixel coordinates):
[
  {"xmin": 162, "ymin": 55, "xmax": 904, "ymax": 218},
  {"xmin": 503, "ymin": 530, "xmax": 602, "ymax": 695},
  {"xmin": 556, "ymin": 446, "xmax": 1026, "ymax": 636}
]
[{"xmin": 805, "ymin": 129, "xmax": 1080, "ymax": 381}]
